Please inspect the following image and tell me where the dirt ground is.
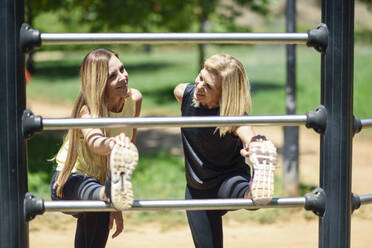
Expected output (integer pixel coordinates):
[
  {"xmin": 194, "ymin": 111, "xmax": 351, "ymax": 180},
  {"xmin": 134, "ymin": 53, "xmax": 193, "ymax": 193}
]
[{"xmin": 27, "ymin": 99, "xmax": 372, "ymax": 248}]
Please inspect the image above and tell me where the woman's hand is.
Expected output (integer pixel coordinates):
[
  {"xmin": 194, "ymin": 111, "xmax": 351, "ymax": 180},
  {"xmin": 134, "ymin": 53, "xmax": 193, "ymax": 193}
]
[
  {"xmin": 110, "ymin": 133, "xmax": 131, "ymax": 150},
  {"xmin": 109, "ymin": 211, "xmax": 124, "ymax": 238},
  {"xmin": 240, "ymin": 135, "xmax": 267, "ymax": 157},
  {"xmin": 240, "ymin": 135, "xmax": 277, "ymax": 166}
]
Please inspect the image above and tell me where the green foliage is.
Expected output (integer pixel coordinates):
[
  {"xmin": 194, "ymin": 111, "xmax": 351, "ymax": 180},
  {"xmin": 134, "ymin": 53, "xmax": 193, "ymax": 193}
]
[
  {"xmin": 355, "ymin": 29, "xmax": 372, "ymax": 45},
  {"xmin": 27, "ymin": 132, "xmax": 64, "ymax": 199},
  {"xmin": 27, "ymin": 0, "xmax": 271, "ymax": 34}
]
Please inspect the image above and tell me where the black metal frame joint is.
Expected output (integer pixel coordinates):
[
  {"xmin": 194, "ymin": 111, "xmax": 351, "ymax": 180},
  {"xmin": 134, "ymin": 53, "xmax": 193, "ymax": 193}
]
[
  {"xmin": 20, "ymin": 23, "xmax": 41, "ymax": 53},
  {"xmin": 306, "ymin": 23, "xmax": 328, "ymax": 53},
  {"xmin": 352, "ymin": 193, "xmax": 361, "ymax": 213},
  {"xmin": 353, "ymin": 116, "xmax": 362, "ymax": 135},
  {"xmin": 304, "ymin": 187, "xmax": 326, "ymax": 217},
  {"xmin": 22, "ymin": 109, "xmax": 43, "ymax": 139},
  {"xmin": 24, "ymin": 192, "xmax": 45, "ymax": 221},
  {"xmin": 305, "ymin": 105, "xmax": 327, "ymax": 134}
]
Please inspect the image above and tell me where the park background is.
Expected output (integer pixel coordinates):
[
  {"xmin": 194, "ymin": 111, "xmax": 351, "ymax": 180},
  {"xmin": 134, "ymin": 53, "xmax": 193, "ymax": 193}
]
[{"xmin": 25, "ymin": 0, "xmax": 372, "ymax": 247}]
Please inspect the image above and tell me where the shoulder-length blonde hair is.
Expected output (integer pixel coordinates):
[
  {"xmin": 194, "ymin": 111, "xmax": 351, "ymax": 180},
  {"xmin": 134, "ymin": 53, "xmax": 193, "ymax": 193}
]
[
  {"xmin": 54, "ymin": 48, "xmax": 118, "ymax": 197},
  {"xmin": 204, "ymin": 53, "xmax": 252, "ymax": 136}
]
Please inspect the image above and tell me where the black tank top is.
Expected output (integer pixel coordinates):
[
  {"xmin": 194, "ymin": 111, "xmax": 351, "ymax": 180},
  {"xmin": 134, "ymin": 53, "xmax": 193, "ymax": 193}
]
[{"xmin": 181, "ymin": 83, "xmax": 247, "ymax": 190}]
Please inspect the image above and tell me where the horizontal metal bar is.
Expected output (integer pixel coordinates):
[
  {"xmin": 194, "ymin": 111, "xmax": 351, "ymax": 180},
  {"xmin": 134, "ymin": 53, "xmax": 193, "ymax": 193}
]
[
  {"xmin": 42, "ymin": 115, "xmax": 308, "ymax": 130},
  {"xmin": 44, "ymin": 197, "xmax": 306, "ymax": 212},
  {"xmin": 360, "ymin": 194, "xmax": 372, "ymax": 205},
  {"xmin": 361, "ymin": 119, "xmax": 372, "ymax": 129},
  {"xmin": 40, "ymin": 32, "xmax": 308, "ymax": 45}
]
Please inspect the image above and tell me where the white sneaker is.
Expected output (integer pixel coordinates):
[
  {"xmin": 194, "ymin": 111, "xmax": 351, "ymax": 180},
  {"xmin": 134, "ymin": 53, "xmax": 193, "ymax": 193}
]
[
  {"xmin": 109, "ymin": 143, "xmax": 139, "ymax": 210},
  {"xmin": 247, "ymin": 139, "xmax": 277, "ymax": 205}
]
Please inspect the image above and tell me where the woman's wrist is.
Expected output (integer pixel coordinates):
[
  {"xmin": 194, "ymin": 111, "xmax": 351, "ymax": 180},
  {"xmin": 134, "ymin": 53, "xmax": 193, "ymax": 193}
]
[{"xmin": 107, "ymin": 137, "xmax": 116, "ymax": 152}]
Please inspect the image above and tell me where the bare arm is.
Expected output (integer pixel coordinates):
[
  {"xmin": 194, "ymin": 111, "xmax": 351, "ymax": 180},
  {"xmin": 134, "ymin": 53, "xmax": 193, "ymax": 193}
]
[
  {"xmin": 174, "ymin": 83, "xmax": 188, "ymax": 105},
  {"xmin": 79, "ymin": 105, "xmax": 116, "ymax": 155},
  {"xmin": 130, "ymin": 88, "xmax": 143, "ymax": 143},
  {"xmin": 234, "ymin": 125, "xmax": 256, "ymax": 149},
  {"xmin": 235, "ymin": 125, "xmax": 277, "ymax": 160}
]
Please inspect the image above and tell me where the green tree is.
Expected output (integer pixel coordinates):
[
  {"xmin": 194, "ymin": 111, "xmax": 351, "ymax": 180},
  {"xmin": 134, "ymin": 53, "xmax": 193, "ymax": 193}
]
[
  {"xmin": 191, "ymin": 0, "xmax": 271, "ymax": 68},
  {"xmin": 25, "ymin": 0, "xmax": 272, "ymax": 69}
]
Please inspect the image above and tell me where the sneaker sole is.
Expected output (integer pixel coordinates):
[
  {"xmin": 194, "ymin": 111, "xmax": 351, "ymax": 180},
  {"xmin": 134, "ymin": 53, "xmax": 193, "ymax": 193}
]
[
  {"xmin": 248, "ymin": 140, "xmax": 277, "ymax": 205},
  {"xmin": 110, "ymin": 143, "xmax": 139, "ymax": 210}
]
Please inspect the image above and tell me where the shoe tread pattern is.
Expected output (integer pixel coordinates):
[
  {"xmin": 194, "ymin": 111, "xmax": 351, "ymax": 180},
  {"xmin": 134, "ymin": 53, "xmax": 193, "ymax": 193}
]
[
  {"xmin": 110, "ymin": 143, "xmax": 139, "ymax": 210},
  {"xmin": 247, "ymin": 140, "xmax": 277, "ymax": 205}
]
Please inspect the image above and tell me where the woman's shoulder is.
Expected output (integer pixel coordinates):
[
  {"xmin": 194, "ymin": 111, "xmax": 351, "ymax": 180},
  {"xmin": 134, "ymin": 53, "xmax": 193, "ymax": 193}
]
[
  {"xmin": 174, "ymin": 83, "xmax": 193, "ymax": 105},
  {"xmin": 129, "ymin": 88, "xmax": 142, "ymax": 103},
  {"xmin": 176, "ymin": 83, "xmax": 194, "ymax": 97},
  {"xmin": 79, "ymin": 105, "xmax": 91, "ymax": 118},
  {"xmin": 183, "ymin": 83, "xmax": 195, "ymax": 98}
]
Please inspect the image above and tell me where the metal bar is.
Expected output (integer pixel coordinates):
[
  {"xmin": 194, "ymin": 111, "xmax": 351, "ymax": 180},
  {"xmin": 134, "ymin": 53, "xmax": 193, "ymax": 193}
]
[
  {"xmin": 283, "ymin": 0, "xmax": 300, "ymax": 197},
  {"xmin": 319, "ymin": 1, "xmax": 354, "ymax": 248},
  {"xmin": 360, "ymin": 194, "xmax": 372, "ymax": 205},
  {"xmin": 44, "ymin": 197, "xmax": 306, "ymax": 212},
  {"xmin": 40, "ymin": 32, "xmax": 308, "ymax": 45},
  {"xmin": 42, "ymin": 115, "xmax": 308, "ymax": 130},
  {"xmin": 361, "ymin": 119, "xmax": 372, "ymax": 128}
]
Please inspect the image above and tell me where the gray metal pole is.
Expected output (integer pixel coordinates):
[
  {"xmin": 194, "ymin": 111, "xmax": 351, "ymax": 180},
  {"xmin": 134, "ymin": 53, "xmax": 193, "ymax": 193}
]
[
  {"xmin": 0, "ymin": 0, "xmax": 28, "ymax": 247},
  {"xmin": 40, "ymin": 32, "xmax": 309, "ymax": 45},
  {"xmin": 41, "ymin": 115, "xmax": 308, "ymax": 130},
  {"xmin": 43, "ymin": 197, "xmax": 306, "ymax": 212},
  {"xmin": 361, "ymin": 119, "xmax": 372, "ymax": 128},
  {"xmin": 283, "ymin": 0, "xmax": 299, "ymax": 197},
  {"xmin": 360, "ymin": 194, "xmax": 372, "ymax": 205},
  {"xmin": 320, "ymin": 1, "xmax": 354, "ymax": 248}
]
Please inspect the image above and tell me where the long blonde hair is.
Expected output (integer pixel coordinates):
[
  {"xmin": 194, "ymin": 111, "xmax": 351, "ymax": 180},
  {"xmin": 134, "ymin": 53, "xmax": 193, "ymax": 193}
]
[
  {"xmin": 54, "ymin": 48, "xmax": 118, "ymax": 197},
  {"xmin": 204, "ymin": 54, "xmax": 252, "ymax": 136}
]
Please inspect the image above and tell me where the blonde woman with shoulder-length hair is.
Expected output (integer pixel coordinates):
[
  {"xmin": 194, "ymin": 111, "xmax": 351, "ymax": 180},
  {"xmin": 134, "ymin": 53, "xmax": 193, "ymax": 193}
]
[
  {"xmin": 204, "ymin": 53, "xmax": 252, "ymax": 136},
  {"xmin": 50, "ymin": 48, "xmax": 142, "ymax": 248},
  {"xmin": 174, "ymin": 53, "xmax": 277, "ymax": 248}
]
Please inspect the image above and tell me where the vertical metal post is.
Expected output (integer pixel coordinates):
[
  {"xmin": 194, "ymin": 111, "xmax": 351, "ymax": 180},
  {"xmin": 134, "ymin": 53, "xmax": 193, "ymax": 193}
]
[
  {"xmin": 319, "ymin": 1, "xmax": 354, "ymax": 248},
  {"xmin": 283, "ymin": 0, "xmax": 299, "ymax": 196},
  {"xmin": 0, "ymin": 0, "xmax": 28, "ymax": 247}
]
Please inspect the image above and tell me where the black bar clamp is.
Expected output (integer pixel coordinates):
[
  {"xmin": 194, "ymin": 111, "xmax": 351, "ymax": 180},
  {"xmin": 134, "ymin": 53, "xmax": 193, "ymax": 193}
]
[
  {"xmin": 20, "ymin": 23, "xmax": 41, "ymax": 53},
  {"xmin": 22, "ymin": 109, "xmax": 43, "ymax": 139},
  {"xmin": 306, "ymin": 105, "xmax": 327, "ymax": 134},
  {"xmin": 307, "ymin": 23, "xmax": 328, "ymax": 53},
  {"xmin": 304, "ymin": 187, "xmax": 326, "ymax": 217},
  {"xmin": 353, "ymin": 116, "xmax": 362, "ymax": 136},
  {"xmin": 351, "ymin": 192, "xmax": 361, "ymax": 213},
  {"xmin": 24, "ymin": 192, "xmax": 45, "ymax": 221}
]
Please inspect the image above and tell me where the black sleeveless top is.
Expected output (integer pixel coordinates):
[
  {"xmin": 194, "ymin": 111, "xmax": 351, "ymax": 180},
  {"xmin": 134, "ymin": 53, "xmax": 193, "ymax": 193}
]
[{"xmin": 181, "ymin": 83, "xmax": 248, "ymax": 190}]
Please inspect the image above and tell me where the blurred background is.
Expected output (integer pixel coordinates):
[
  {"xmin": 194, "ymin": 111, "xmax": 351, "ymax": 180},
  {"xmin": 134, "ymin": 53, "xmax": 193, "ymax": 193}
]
[{"xmin": 25, "ymin": 0, "xmax": 372, "ymax": 232}]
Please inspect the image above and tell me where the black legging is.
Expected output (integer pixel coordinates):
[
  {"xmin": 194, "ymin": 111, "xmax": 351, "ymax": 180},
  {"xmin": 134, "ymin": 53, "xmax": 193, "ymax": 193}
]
[
  {"xmin": 185, "ymin": 174, "xmax": 250, "ymax": 248},
  {"xmin": 50, "ymin": 172, "xmax": 110, "ymax": 248}
]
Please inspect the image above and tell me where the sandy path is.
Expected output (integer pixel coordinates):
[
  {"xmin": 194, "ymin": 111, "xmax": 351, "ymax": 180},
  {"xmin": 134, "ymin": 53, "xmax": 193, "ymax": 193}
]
[{"xmin": 29, "ymin": 208, "xmax": 372, "ymax": 248}]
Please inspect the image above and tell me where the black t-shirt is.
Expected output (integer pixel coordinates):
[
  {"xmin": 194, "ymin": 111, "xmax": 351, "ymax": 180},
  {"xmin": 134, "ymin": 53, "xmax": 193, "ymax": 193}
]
[{"xmin": 181, "ymin": 83, "xmax": 248, "ymax": 190}]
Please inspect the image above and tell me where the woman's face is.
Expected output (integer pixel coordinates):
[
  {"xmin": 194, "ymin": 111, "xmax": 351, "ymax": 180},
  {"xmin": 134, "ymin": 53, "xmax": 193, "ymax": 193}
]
[
  {"xmin": 106, "ymin": 56, "xmax": 129, "ymax": 100},
  {"xmin": 194, "ymin": 68, "xmax": 222, "ymax": 109}
]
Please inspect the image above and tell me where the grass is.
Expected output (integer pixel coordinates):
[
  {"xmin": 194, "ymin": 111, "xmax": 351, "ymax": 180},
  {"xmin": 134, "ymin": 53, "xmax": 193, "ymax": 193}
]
[{"xmin": 27, "ymin": 45, "xmax": 372, "ymax": 118}]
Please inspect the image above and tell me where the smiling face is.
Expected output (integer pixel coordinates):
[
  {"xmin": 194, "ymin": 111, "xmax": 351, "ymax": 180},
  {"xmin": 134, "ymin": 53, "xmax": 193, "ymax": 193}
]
[
  {"xmin": 193, "ymin": 68, "xmax": 222, "ymax": 109},
  {"xmin": 107, "ymin": 56, "xmax": 129, "ymax": 98},
  {"xmin": 105, "ymin": 56, "xmax": 129, "ymax": 112}
]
